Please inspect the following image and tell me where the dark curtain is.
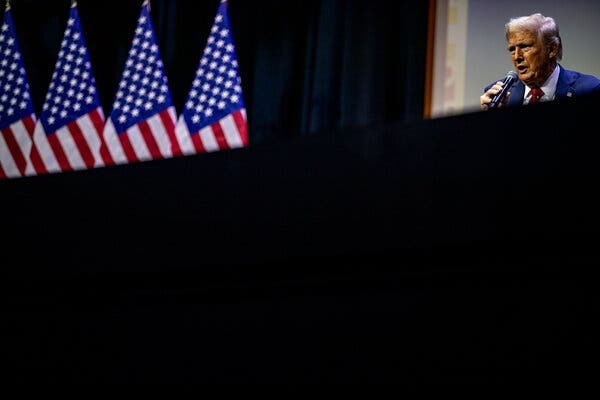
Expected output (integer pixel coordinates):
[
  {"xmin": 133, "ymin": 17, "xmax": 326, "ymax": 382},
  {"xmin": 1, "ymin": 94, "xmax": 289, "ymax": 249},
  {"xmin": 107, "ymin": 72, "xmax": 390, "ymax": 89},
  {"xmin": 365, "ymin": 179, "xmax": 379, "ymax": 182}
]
[{"xmin": 10, "ymin": 0, "xmax": 429, "ymax": 145}]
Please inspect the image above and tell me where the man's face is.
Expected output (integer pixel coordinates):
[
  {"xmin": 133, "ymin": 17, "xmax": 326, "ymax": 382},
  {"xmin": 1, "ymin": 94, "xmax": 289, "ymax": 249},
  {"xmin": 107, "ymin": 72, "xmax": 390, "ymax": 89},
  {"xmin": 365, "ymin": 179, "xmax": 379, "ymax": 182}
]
[{"xmin": 508, "ymin": 29, "xmax": 553, "ymax": 88}]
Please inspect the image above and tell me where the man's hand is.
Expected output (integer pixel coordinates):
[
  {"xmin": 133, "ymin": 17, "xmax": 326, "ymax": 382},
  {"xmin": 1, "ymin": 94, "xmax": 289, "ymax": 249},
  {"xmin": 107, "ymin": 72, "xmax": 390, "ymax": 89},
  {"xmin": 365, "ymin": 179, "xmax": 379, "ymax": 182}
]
[{"xmin": 480, "ymin": 81, "xmax": 511, "ymax": 110}]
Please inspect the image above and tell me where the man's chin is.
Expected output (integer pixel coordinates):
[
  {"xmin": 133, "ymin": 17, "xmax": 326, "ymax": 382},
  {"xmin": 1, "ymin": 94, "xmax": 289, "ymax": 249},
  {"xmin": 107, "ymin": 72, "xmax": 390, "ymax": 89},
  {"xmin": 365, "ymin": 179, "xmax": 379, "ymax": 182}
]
[{"xmin": 519, "ymin": 74, "xmax": 534, "ymax": 86}]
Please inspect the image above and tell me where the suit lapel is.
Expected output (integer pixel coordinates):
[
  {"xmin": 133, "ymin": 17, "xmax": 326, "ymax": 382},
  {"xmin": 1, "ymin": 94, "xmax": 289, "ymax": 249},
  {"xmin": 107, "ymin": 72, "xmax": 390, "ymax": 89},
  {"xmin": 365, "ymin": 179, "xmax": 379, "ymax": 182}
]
[
  {"xmin": 555, "ymin": 66, "xmax": 575, "ymax": 99},
  {"xmin": 508, "ymin": 81, "xmax": 525, "ymax": 107}
]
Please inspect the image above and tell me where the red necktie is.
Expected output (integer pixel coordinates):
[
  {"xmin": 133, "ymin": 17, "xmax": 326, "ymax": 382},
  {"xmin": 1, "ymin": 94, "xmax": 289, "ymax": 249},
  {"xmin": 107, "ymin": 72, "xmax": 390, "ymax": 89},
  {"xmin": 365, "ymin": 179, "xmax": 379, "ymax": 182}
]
[{"xmin": 529, "ymin": 87, "xmax": 544, "ymax": 104}]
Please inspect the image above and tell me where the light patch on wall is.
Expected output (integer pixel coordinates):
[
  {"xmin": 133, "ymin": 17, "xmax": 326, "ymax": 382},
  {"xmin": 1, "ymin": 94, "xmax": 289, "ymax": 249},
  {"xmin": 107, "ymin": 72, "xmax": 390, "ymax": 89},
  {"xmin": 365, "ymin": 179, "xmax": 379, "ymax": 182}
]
[{"xmin": 431, "ymin": 0, "xmax": 469, "ymax": 118}]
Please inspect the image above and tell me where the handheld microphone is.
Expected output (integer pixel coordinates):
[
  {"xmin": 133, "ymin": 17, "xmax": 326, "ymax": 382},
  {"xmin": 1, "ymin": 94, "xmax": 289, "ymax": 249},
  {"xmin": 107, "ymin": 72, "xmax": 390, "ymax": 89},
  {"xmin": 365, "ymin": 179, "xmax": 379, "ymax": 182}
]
[{"xmin": 489, "ymin": 70, "xmax": 518, "ymax": 109}]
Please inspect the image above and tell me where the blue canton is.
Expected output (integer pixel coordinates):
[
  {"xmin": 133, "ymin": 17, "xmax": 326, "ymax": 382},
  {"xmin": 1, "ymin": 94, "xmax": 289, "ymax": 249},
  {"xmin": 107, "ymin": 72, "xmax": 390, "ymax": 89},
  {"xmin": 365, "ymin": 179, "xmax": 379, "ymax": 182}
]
[
  {"xmin": 0, "ymin": 8, "xmax": 34, "ymax": 130},
  {"xmin": 182, "ymin": 1, "xmax": 244, "ymax": 132},
  {"xmin": 39, "ymin": 5, "xmax": 100, "ymax": 135},
  {"xmin": 110, "ymin": 3, "xmax": 173, "ymax": 134}
]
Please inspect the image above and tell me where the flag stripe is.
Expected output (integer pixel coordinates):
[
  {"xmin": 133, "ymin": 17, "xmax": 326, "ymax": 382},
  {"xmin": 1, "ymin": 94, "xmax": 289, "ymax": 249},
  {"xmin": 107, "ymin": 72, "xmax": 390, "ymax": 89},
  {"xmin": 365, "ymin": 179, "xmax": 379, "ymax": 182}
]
[
  {"xmin": 199, "ymin": 126, "xmax": 219, "ymax": 153},
  {"xmin": 14, "ymin": 116, "xmax": 37, "ymax": 175},
  {"xmin": 137, "ymin": 119, "xmax": 162, "ymax": 160},
  {"xmin": 211, "ymin": 121, "xmax": 229, "ymax": 151},
  {"xmin": 47, "ymin": 132, "xmax": 72, "ymax": 172},
  {"xmin": 232, "ymin": 109, "xmax": 249, "ymax": 147},
  {"xmin": 221, "ymin": 113, "xmax": 244, "ymax": 149},
  {"xmin": 174, "ymin": 117, "xmax": 196, "ymax": 155},
  {"xmin": 65, "ymin": 120, "xmax": 95, "ymax": 169},
  {"xmin": 102, "ymin": 120, "xmax": 127, "ymax": 165},
  {"xmin": 32, "ymin": 125, "xmax": 59, "ymax": 173},
  {"xmin": 88, "ymin": 109, "xmax": 113, "ymax": 166},
  {"xmin": 0, "ymin": 130, "xmax": 20, "ymax": 177},
  {"xmin": 27, "ymin": 141, "xmax": 48, "ymax": 176},
  {"xmin": 1, "ymin": 126, "xmax": 27, "ymax": 176},
  {"xmin": 147, "ymin": 112, "xmax": 173, "ymax": 159},
  {"xmin": 76, "ymin": 108, "xmax": 109, "ymax": 167},
  {"xmin": 55, "ymin": 126, "xmax": 85, "ymax": 170},
  {"xmin": 191, "ymin": 131, "xmax": 206, "ymax": 153},
  {"xmin": 158, "ymin": 108, "xmax": 181, "ymax": 157},
  {"xmin": 118, "ymin": 130, "xmax": 139, "ymax": 164}
]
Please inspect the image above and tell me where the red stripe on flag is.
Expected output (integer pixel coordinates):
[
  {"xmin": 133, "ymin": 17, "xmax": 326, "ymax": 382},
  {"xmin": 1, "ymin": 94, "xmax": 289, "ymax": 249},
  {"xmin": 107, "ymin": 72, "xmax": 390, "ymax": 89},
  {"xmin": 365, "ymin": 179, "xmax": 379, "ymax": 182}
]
[
  {"xmin": 2, "ymin": 127, "xmax": 27, "ymax": 175},
  {"xmin": 138, "ymin": 119, "xmax": 161, "ymax": 159},
  {"xmin": 191, "ymin": 132, "xmax": 206, "ymax": 153},
  {"xmin": 89, "ymin": 109, "xmax": 114, "ymax": 166},
  {"xmin": 67, "ymin": 119, "xmax": 95, "ymax": 169},
  {"xmin": 158, "ymin": 110, "xmax": 181, "ymax": 157},
  {"xmin": 210, "ymin": 121, "xmax": 229, "ymax": 151},
  {"xmin": 28, "ymin": 143, "xmax": 47, "ymax": 175},
  {"xmin": 26, "ymin": 116, "xmax": 46, "ymax": 175},
  {"xmin": 232, "ymin": 110, "xmax": 249, "ymax": 147},
  {"xmin": 0, "ymin": 163, "xmax": 6, "ymax": 179},
  {"xmin": 47, "ymin": 133, "xmax": 72, "ymax": 172},
  {"xmin": 118, "ymin": 131, "xmax": 139, "ymax": 163},
  {"xmin": 22, "ymin": 115, "xmax": 36, "ymax": 135}
]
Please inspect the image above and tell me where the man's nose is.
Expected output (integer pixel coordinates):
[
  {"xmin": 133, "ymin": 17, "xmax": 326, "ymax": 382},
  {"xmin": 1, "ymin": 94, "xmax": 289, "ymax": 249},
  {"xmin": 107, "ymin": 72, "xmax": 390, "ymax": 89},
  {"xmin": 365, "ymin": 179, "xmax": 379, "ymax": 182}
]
[{"xmin": 512, "ymin": 48, "xmax": 523, "ymax": 61}]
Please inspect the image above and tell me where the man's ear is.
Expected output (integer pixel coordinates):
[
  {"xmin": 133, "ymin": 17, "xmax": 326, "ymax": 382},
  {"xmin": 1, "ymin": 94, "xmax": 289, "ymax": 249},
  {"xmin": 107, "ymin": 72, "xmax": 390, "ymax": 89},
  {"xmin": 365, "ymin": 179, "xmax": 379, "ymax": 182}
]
[{"xmin": 548, "ymin": 45, "xmax": 559, "ymax": 59}]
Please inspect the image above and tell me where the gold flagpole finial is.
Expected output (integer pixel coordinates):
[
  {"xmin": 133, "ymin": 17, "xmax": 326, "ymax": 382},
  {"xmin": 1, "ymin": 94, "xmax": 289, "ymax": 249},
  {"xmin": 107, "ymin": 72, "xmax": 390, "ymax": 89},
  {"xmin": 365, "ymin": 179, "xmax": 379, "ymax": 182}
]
[
  {"xmin": 71, "ymin": 0, "xmax": 77, "ymax": 7},
  {"xmin": 6, "ymin": 0, "xmax": 11, "ymax": 11}
]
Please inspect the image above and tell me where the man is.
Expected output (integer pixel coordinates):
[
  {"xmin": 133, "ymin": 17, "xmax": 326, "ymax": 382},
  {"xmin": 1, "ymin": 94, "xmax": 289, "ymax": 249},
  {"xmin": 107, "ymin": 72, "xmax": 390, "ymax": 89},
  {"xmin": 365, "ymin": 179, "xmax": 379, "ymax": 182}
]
[{"xmin": 480, "ymin": 13, "xmax": 600, "ymax": 110}]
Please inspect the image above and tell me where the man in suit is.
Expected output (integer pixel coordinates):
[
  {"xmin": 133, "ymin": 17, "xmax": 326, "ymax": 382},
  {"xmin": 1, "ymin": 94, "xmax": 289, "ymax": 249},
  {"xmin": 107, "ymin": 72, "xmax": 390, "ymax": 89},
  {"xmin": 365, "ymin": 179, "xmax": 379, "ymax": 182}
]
[{"xmin": 480, "ymin": 13, "xmax": 600, "ymax": 110}]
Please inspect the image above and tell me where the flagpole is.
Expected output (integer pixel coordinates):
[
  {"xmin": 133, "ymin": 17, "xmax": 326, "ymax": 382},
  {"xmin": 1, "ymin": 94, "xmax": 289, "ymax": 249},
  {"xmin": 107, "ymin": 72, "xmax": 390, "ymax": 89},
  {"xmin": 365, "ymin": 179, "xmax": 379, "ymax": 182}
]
[
  {"xmin": 5, "ymin": 0, "xmax": 11, "ymax": 11},
  {"xmin": 71, "ymin": 0, "xmax": 77, "ymax": 7}
]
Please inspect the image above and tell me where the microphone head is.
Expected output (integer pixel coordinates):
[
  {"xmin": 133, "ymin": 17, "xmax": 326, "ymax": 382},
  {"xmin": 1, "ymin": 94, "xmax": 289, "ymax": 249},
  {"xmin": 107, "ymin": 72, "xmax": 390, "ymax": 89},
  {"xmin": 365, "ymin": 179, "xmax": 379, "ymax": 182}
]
[{"xmin": 507, "ymin": 70, "xmax": 518, "ymax": 81}]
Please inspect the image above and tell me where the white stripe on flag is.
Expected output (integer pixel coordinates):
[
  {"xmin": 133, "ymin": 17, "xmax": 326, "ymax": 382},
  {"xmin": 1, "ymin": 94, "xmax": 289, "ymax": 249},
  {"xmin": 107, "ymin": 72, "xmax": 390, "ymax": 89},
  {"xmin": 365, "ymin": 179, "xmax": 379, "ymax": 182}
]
[
  {"xmin": 76, "ymin": 110, "xmax": 105, "ymax": 168},
  {"xmin": 0, "ymin": 130, "xmax": 19, "ymax": 178},
  {"xmin": 175, "ymin": 117, "xmax": 196, "ymax": 156},
  {"xmin": 199, "ymin": 126, "xmax": 219, "ymax": 153},
  {"xmin": 167, "ymin": 107, "xmax": 177, "ymax": 128},
  {"xmin": 56, "ymin": 125, "xmax": 85, "ymax": 171},
  {"xmin": 14, "ymin": 119, "xmax": 35, "ymax": 161},
  {"xmin": 1, "ymin": 119, "xmax": 34, "ymax": 178},
  {"xmin": 127, "ymin": 123, "xmax": 152, "ymax": 162},
  {"xmin": 103, "ymin": 119, "xmax": 128, "ymax": 165},
  {"xmin": 32, "ymin": 124, "xmax": 61, "ymax": 173},
  {"xmin": 221, "ymin": 114, "xmax": 244, "ymax": 149},
  {"xmin": 147, "ymin": 112, "xmax": 174, "ymax": 159}
]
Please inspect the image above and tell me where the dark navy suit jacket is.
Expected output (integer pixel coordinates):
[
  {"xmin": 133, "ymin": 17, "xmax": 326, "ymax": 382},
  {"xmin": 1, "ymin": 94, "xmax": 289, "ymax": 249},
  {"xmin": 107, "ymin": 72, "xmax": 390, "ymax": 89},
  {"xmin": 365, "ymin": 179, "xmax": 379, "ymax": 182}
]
[{"xmin": 485, "ymin": 64, "xmax": 600, "ymax": 107}]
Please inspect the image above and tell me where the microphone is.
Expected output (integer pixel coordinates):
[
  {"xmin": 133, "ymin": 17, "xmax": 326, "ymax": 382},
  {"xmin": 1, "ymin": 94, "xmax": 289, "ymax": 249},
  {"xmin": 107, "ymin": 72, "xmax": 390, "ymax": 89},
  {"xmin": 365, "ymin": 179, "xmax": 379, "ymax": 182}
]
[{"xmin": 489, "ymin": 70, "xmax": 518, "ymax": 109}]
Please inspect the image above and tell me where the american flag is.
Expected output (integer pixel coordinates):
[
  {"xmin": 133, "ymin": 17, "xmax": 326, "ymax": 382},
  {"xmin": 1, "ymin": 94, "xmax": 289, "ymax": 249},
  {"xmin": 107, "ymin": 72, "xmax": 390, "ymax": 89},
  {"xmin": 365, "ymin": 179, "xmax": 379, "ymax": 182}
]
[
  {"xmin": 102, "ymin": 0, "xmax": 182, "ymax": 165},
  {"xmin": 175, "ymin": 0, "xmax": 248, "ymax": 154},
  {"xmin": 26, "ymin": 2, "xmax": 110, "ymax": 176},
  {"xmin": 0, "ymin": 3, "xmax": 36, "ymax": 179}
]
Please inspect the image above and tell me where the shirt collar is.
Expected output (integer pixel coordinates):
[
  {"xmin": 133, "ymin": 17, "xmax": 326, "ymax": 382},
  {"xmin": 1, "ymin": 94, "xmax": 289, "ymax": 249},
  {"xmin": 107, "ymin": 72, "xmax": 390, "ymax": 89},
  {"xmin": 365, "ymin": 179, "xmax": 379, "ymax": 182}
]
[{"xmin": 524, "ymin": 65, "xmax": 560, "ymax": 101}]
